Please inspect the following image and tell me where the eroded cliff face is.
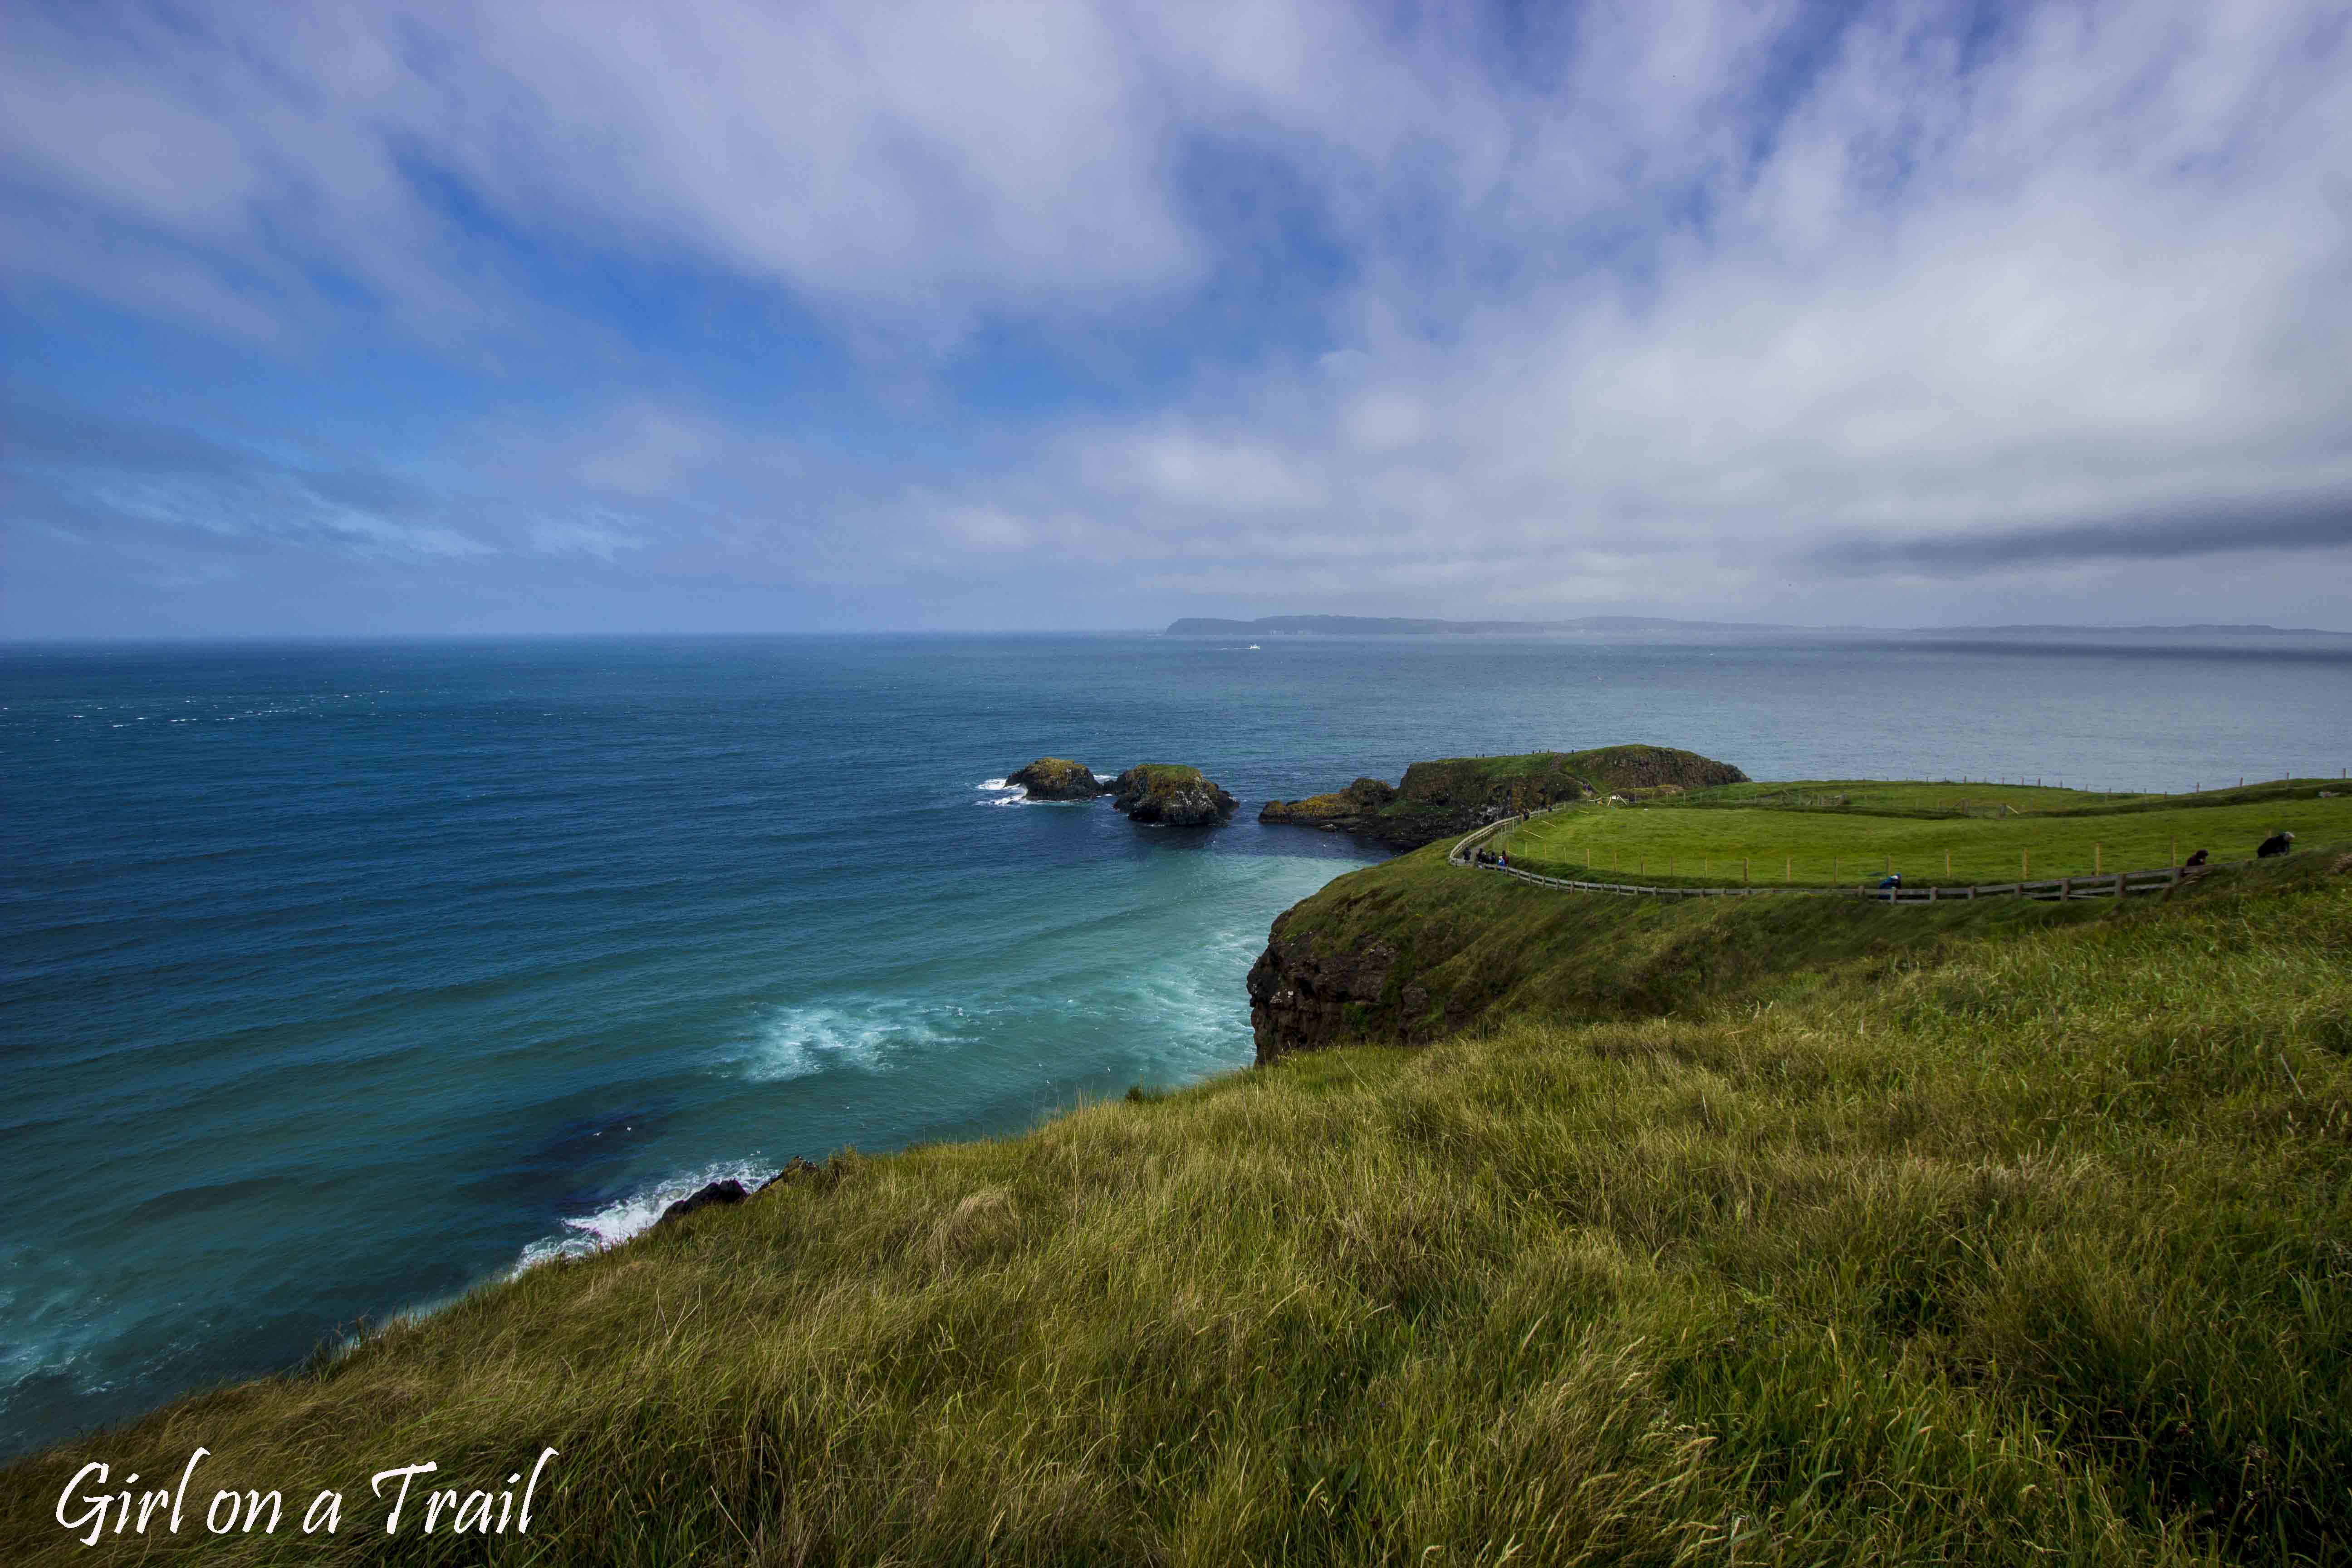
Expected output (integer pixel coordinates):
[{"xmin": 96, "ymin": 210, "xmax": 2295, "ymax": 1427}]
[
  {"xmin": 1257, "ymin": 746, "xmax": 1748, "ymax": 852},
  {"xmin": 1256, "ymin": 777, "xmax": 1399, "ymax": 835},
  {"xmin": 1246, "ymin": 920, "xmax": 1470, "ymax": 1064}
]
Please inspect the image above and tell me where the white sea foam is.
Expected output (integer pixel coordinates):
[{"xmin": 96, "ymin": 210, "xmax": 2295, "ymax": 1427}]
[
  {"xmin": 509, "ymin": 1156, "xmax": 772, "ymax": 1275},
  {"xmin": 975, "ymin": 776, "xmax": 1031, "ymax": 806},
  {"xmin": 735, "ymin": 998, "xmax": 943, "ymax": 1081}
]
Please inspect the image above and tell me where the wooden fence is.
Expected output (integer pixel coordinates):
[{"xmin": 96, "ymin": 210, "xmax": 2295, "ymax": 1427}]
[{"xmin": 1448, "ymin": 816, "xmax": 2193, "ymax": 902}]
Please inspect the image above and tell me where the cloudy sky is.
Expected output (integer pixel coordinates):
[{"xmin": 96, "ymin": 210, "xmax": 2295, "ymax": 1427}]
[{"xmin": 4, "ymin": 0, "xmax": 2349, "ymax": 637}]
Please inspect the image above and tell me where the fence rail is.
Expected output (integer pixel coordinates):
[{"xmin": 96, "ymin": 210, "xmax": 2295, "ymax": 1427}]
[{"xmin": 1447, "ymin": 816, "xmax": 2197, "ymax": 902}]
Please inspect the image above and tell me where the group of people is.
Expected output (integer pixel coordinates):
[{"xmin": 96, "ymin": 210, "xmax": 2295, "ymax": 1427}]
[{"xmin": 1473, "ymin": 848, "xmax": 1509, "ymax": 869}]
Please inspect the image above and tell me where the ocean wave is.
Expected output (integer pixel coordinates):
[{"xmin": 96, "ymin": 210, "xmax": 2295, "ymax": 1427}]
[
  {"xmin": 510, "ymin": 1156, "xmax": 772, "ymax": 1275},
  {"xmin": 735, "ymin": 998, "xmax": 943, "ymax": 1082}
]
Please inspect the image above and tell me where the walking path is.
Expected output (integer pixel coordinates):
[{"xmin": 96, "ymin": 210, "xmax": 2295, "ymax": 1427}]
[{"xmin": 1447, "ymin": 813, "xmax": 2197, "ymax": 902}]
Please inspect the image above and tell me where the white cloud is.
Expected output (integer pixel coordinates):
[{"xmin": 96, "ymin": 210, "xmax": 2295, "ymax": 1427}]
[{"xmin": 4, "ymin": 0, "xmax": 2349, "ymax": 627}]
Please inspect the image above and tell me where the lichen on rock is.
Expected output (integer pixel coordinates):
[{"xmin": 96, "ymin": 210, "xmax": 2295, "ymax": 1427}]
[
  {"xmin": 1258, "ymin": 776, "xmax": 1398, "ymax": 833},
  {"xmin": 1109, "ymin": 764, "xmax": 1238, "ymax": 826},
  {"xmin": 1006, "ymin": 757, "xmax": 1106, "ymax": 800}
]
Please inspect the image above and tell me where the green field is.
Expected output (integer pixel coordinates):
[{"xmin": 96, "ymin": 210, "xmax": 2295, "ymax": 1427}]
[
  {"xmin": 1501, "ymin": 778, "xmax": 2352, "ymax": 887},
  {"xmin": 5, "ymin": 852, "xmax": 2346, "ymax": 1564}
]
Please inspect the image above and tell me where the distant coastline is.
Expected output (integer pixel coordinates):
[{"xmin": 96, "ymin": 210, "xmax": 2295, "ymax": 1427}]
[{"xmin": 1165, "ymin": 614, "xmax": 2352, "ymax": 638}]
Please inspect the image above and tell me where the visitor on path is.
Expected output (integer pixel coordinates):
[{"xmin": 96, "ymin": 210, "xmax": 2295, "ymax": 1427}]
[
  {"xmin": 2183, "ymin": 848, "xmax": 2210, "ymax": 868},
  {"xmin": 2257, "ymin": 831, "xmax": 2296, "ymax": 858},
  {"xmin": 1876, "ymin": 872, "xmax": 1902, "ymax": 897}
]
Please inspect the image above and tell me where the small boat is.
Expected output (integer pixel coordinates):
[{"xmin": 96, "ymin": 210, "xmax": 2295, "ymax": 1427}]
[{"xmin": 1248, "ymin": 644, "xmax": 1261, "ymax": 650}]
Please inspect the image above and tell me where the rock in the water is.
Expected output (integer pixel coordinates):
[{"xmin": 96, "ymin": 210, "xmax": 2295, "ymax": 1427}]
[
  {"xmin": 1006, "ymin": 757, "xmax": 1105, "ymax": 800},
  {"xmin": 658, "ymin": 1179, "xmax": 748, "ymax": 1225},
  {"xmin": 1110, "ymin": 764, "xmax": 1238, "ymax": 826},
  {"xmin": 1258, "ymin": 776, "xmax": 1398, "ymax": 833}
]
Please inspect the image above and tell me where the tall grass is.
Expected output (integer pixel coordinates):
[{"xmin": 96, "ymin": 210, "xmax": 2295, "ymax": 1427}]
[{"xmin": 5, "ymin": 857, "xmax": 2347, "ymax": 1564}]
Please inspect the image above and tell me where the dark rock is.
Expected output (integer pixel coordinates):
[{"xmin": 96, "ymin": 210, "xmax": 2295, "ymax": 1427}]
[
  {"xmin": 1110, "ymin": 764, "xmax": 1237, "ymax": 826},
  {"xmin": 658, "ymin": 1179, "xmax": 748, "ymax": 1225},
  {"xmin": 1006, "ymin": 757, "xmax": 1105, "ymax": 800},
  {"xmin": 1259, "ymin": 776, "xmax": 1398, "ymax": 834},
  {"xmin": 1247, "ymin": 921, "xmax": 1474, "ymax": 1063}
]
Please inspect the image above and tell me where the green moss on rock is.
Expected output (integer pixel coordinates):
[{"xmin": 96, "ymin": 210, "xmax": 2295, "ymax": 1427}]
[
  {"xmin": 1007, "ymin": 757, "xmax": 1105, "ymax": 800},
  {"xmin": 1111, "ymin": 764, "xmax": 1238, "ymax": 826}
]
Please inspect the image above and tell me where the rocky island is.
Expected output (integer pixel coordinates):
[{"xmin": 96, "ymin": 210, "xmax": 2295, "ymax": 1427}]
[
  {"xmin": 1109, "ymin": 764, "xmax": 1238, "ymax": 826},
  {"xmin": 1005, "ymin": 757, "xmax": 1106, "ymax": 800}
]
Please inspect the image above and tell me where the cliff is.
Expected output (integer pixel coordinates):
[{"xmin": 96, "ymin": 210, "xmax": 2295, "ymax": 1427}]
[
  {"xmin": 1259, "ymin": 745, "xmax": 1748, "ymax": 850},
  {"xmin": 1245, "ymin": 833, "xmax": 2112, "ymax": 1064},
  {"xmin": 6, "ymin": 858, "xmax": 2346, "ymax": 1563}
]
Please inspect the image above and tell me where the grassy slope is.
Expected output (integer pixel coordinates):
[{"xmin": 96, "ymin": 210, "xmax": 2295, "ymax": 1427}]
[
  {"xmin": 1267, "ymin": 834, "xmax": 2131, "ymax": 1043},
  {"xmin": 7, "ymin": 856, "xmax": 2349, "ymax": 1564},
  {"xmin": 1503, "ymin": 785, "xmax": 2352, "ymax": 887}
]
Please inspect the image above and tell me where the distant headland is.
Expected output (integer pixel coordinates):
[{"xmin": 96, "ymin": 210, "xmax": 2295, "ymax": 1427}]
[{"xmin": 1164, "ymin": 614, "xmax": 2352, "ymax": 638}]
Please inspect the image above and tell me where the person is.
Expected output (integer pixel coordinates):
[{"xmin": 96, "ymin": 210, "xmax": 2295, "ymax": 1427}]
[
  {"xmin": 2183, "ymin": 848, "xmax": 2210, "ymax": 868},
  {"xmin": 1877, "ymin": 872, "xmax": 1902, "ymax": 898},
  {"xmin": 2257, "ymin": 830, "xmax": 2296, "ymax": 858}
]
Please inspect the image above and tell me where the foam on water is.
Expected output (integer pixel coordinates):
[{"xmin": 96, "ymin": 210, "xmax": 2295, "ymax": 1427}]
[
  {"xmin": 510, "ymin": 1156, "xmax": 774, "ymax": 1275},
  {"xmin": 734, "ymin": 998, "xmax": 947, "ymax": 1081}
]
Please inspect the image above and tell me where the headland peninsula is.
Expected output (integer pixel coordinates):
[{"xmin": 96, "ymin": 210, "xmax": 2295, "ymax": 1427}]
[{"xmin": 6, "ymin": 750, "xmax": 2348, "ymax": 1565}]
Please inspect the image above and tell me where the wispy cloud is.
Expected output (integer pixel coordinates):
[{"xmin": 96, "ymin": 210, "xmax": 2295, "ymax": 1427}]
[{"xmin": 3, "ymin": 1, "xmax": 2350, "ymax": 634}]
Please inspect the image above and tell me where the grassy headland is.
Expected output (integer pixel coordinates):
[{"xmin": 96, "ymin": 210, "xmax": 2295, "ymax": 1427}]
[
  {"xmin": 1501, "ymin": 779, "xmax": 2352, "ymax": 888},
  {"xmin": 5, "ymin": 803, "xmax": 2349, "ymax": 1563}
]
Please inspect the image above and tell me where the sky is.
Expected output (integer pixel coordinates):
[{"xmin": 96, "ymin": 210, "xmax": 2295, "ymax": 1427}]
[{"xmin": 3, "ymin": 0, "xmax": 2350, "ymax": 638}]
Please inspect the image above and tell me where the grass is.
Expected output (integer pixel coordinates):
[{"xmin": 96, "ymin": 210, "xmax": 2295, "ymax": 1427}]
[
  {"xmin": 5, "ymin": 852, "xmax": 2348, "ymax": 1564},
  {"xmin": 1502, "ymin": 781, "xmax": 2352, "ymax": 887}
]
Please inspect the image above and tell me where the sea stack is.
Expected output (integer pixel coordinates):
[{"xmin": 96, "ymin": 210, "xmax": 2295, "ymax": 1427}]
[
  {"xmin": 1006, "ymin": 758, "xmax": 1107, "ymax": 800},
  {"xmin": 1109, "ymin": 764, "xmax": 1238, "ymax": 826}
]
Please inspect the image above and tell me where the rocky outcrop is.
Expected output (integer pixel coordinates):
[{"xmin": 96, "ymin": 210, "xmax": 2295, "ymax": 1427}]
[
  {"xmin": 1110, "ymin": 764, "xmax": 1238, "ymax": 826},
  {"xmin": 1246, "ymin": 921, "xmax": 1468, "ymax": 1064},
  {"xmin": 658, "ymin": 1179, "xmax": 748, "ymax": 1226},
  {"xmin": 1258, "ymin": 776, "xmax": 1398, "ymax": 833},
  {"xmin": 1007, "ymin": 757, "xmax": 1105, "ymax": 800},
  {"xmin": 1259, "ymin": 746, "xmax": 1748, "ymax": 851}
]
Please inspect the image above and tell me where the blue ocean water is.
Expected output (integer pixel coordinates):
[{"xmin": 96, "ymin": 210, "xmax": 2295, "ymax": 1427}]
[{"xmin": 5, "ymin": 630, "xmax": 2352, "ymax": 1460}]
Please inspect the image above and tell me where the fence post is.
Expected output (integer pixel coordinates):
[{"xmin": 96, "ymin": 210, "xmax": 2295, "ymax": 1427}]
[
  {"xmin": 1785, "ymin": 854, "xmax": 1791, "ymax": 883},
  {"xmin": 2022, "ymin": 849, "xmax": 2029, "ymax": 878},
  {"xmin": 1743, "ymin": 858, "xmax": 1750, "ymax": 885},
  {"xmin": 2094, "ymin": 842, "xmax": 2101, "ymax": 874}
]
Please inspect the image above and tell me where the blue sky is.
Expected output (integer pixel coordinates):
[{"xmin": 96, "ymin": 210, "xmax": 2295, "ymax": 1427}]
[{"xmin": 4, "ymin": 0, "xmax": 2349, "ymax": 637}]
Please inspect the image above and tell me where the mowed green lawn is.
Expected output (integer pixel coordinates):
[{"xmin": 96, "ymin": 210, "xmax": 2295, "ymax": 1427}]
[
  {"xmin": 1691, "ymin": 779, "xmax": 2158, "ymax": 814},
  {"xmin": 1504, "ymin": 787, "xmax": 2352, "ymax": 887}
]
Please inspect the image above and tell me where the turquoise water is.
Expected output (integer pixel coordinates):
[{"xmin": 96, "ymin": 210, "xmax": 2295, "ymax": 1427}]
[{"xmin": 5, "ymin": 631, "xmax": 2351, "ymax": 1459}]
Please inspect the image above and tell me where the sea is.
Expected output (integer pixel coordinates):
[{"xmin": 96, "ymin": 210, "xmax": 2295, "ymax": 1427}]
[{"xmin": 5, "ymin": 630, "xmax": 2352, "ymax": 1460}]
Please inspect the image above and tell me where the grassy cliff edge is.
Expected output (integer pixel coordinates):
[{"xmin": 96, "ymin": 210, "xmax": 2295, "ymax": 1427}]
[{"xmin": 5, "ymin": 845, "xmax": 2348, "ymax": 1563}]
